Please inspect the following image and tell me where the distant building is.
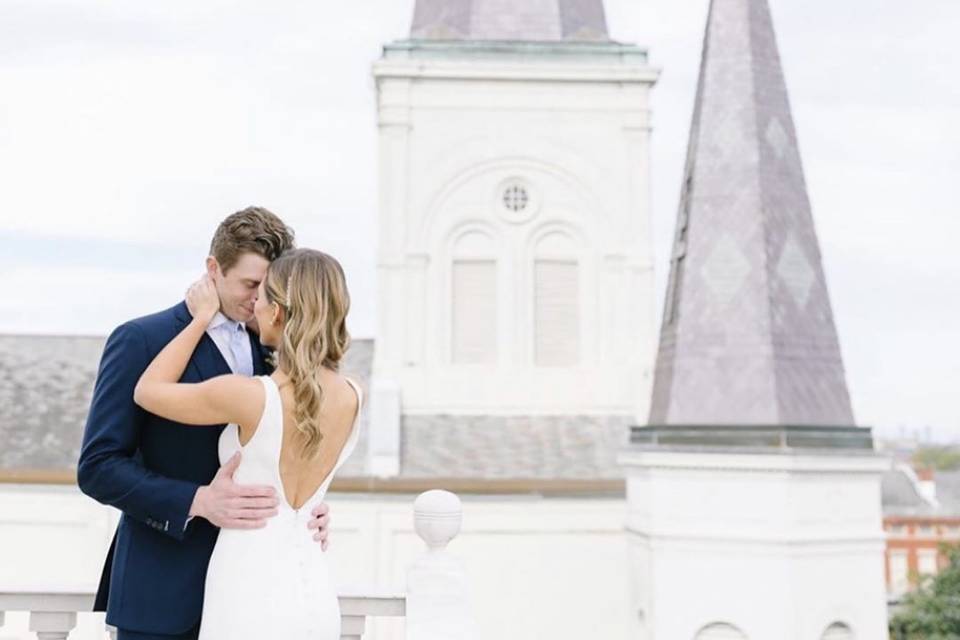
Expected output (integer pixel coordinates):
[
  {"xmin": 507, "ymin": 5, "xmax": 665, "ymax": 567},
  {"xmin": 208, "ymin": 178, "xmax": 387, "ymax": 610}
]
[{"xmin": 881, "ymin": 466, "xmax": 960, "ymax": 595}]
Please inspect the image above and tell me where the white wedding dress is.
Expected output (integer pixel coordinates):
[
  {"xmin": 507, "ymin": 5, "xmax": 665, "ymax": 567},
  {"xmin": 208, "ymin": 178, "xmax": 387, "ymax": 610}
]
[{"xmin": 199, "ymin": 375, "xmax": 362, "ymax": 640}]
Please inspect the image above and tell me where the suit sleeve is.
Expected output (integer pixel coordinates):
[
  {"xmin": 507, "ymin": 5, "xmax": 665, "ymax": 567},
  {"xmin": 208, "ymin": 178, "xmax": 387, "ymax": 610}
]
[{"xmin": 77, "ymin": 322, "xmax": 199, "ymax": 541}]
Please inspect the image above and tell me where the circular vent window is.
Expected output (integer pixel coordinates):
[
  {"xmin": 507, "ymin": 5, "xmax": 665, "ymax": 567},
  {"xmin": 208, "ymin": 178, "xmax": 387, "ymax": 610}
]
[
  {"xmin": 502, "ymin": 184, "xmax": 529, "ymax": 212},
  {"xmin": 495, "ymin": 178, "xmax": 539, "ymax": 223}
]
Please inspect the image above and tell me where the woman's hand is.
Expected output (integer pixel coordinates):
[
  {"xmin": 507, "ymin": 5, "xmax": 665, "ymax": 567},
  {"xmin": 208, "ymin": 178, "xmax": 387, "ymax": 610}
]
[{"xmin": 186, "ymin": 275, "xmax": 220, "ymax": 325}]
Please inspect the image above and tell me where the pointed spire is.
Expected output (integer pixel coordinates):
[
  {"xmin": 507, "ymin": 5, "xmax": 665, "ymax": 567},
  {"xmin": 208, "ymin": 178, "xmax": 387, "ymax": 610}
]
[
  {"xmin": 410, "ymin": 0, "xmax": 609, "ymax": 43},
  {"xmin": 649, "ymin": 0, "xmax": 855, "ymax": 427}
]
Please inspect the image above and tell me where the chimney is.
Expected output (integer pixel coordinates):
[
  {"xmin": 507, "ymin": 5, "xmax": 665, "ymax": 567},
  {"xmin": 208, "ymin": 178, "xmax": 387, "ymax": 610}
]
[{"xmin": 916, "ymin": 467, "xmax": 938, "ymax": 505}]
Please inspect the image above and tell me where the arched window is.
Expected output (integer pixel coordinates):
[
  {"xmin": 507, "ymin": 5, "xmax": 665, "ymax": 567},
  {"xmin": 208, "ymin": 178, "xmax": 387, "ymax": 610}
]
[
  {"xmin": 821, "ymin": 622, "xmax": 854, "ymax": 640},
  {"xmin": 533, "ymin": 230, "xmax": 580, "ymax": 367},
  {"xmin": 693, "ymin": 622, "xmax": 747, "ymax": 640},
  {"xmin": 451, "ymin": 229, "xmax": 498, "ymax": 364}
]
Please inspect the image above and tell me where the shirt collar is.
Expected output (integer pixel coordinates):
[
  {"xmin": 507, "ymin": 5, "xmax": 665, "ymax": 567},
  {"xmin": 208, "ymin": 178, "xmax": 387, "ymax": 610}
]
[{"xmin": 208, "ymin": 311, "xmax": 246, "ymax": 333}]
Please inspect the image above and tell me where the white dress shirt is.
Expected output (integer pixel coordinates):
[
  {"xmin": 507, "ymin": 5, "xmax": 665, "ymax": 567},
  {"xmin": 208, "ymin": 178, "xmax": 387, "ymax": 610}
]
[
  {"xmin": 206, "ymin": 312, "xmax": 254, "ymax": 377},
  {"xmin": 184, "ymin": 312, "xmax": 255, "ymax": 531}
]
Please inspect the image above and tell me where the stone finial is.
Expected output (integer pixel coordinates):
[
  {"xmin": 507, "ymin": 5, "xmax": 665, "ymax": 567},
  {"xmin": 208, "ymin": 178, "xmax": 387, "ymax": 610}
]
[{"xmin": 413, "ymin": 489, "xmax": 463, "ymax": 550}]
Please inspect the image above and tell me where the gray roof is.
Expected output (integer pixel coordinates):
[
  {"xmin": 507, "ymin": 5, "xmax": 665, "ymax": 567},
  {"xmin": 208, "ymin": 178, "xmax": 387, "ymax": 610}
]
[
  {"xmin": 881, "ymin": 468, "xmax": 931, "ymax": 514},
  {"xmin": 400, "ymin": 414, "xmax": 631, "ymax": 479},
  {"xmin": 0, "ymin": 333, "xmax": 632, "ymax": 480},
  {"xmin": 936, "ymin": 470, "xmax": 960, "ymax": 513},
  {"xmin": 0, "ymin": 335, "xmax": 103, "ymax": 470},
  {"xmin": 410, "ymin": 0, "xmax": 610, "ymax": 42},
  {"xmin": 0, "ymin": 333, "xmax": 373, "ymax": 474},
  {"xmin": 881, "ymin": 467, "xmax": 960, "ymax": 517},
  {"xmin": 648, "ymin": 0, "xmax": 854, "ymax": 427}
]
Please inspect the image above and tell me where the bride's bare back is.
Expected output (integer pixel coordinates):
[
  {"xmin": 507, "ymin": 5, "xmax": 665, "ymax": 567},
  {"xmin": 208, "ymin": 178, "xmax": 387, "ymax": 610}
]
[
  {"xmin": 274, "ymin": 371, "xmax": 360, "ymax": 509},
  {"xmin": 233, "ymin": 370, "xmax": 360, "ymax": 510}
]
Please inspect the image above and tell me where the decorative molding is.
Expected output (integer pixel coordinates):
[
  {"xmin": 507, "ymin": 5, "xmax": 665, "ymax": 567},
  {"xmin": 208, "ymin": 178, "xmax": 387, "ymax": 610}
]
[
  {"xmin": 373, "ymin": 59, "xmax": 659, "ymax": 85},
  {"xmin": 0, "ymin": 471, "xmax": 626, "ymax": 496},
  {"xmin": 416, "ymin": 154, "xmax": 606, "ymax": 250},
  {"xmin": 619, "ymin": 449, "xmax": 890, "ymax": 475},
  {"xmin": 624, "ymin": 529, "xmax": 889, "ymax": 549}
]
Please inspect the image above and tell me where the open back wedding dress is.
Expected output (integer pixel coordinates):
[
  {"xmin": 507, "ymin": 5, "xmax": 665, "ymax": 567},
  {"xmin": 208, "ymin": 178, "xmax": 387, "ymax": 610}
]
[{"xmin": 199, "ymin": 375, "xmax": 361, "ymax": 640}]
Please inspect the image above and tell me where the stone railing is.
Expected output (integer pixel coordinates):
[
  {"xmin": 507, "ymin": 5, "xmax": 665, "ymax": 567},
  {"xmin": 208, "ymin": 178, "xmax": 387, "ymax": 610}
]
[
  {"xmin": 0, "ymin": 490, "xmax": 473, "ymax": 640},
  {"xmin": 0, "ymin": 591, "xmax": 404, "ymax": 640}
]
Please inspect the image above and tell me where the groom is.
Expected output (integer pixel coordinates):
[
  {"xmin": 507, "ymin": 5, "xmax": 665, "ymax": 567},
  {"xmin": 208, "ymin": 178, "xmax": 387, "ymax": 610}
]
[{"xmin": 78, "ymin": 207, "xmax": 332, "ymax": 640}]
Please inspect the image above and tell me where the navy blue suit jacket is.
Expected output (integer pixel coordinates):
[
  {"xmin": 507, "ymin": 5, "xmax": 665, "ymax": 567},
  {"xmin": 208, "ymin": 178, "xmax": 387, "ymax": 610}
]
[{"xmin": 77, "ymin": 302, "xmax": 270, "ymax": 635}]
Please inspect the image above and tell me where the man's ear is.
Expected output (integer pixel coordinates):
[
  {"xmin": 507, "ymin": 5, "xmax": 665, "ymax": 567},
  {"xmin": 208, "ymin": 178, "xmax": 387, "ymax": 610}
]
[{"xmin": 205, "ymin": 256, "xmax": 219, "ymax": 279}]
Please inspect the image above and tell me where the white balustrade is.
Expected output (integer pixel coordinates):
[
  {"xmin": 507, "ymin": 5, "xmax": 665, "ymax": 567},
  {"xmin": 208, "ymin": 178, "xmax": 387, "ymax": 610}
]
[
  {"xmin": 0, "ymin": 590, "xmax": 404, "ymax": 640},
  {"xmin": 0, "ymin": 591, "xmax": 88, "ymax": 640},
  {"xmin": 0, "ymin": 490, "xmax": 474, "ymax": 639}
]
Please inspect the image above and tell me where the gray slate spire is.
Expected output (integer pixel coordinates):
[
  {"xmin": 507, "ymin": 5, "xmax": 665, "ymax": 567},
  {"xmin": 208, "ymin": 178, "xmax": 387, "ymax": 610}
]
[
  {"xmin": 649, "ymin": 0, "xmax": 855, "ymax": 427},
  {"xmin": 410, "ymin": 0, "xmax": 609, "ymax": 42}
]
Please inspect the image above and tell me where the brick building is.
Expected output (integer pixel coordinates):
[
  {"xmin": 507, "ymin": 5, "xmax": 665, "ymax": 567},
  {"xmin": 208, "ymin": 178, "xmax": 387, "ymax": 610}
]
[{"xmin": 881, "ymin": 465, "xmax": 960, "ymax": 594}]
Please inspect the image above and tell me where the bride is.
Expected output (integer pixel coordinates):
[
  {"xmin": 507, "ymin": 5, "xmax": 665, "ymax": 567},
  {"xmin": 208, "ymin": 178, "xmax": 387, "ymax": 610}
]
[{"xmin": 134, "ymin": 248, "xmax": 362, "ymax": 639}]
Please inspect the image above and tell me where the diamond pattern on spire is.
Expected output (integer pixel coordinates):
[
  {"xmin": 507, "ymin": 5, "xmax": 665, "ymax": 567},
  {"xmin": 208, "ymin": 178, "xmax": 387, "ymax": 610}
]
[
  {"xmin": 775, "ymin": 234, "xmax": 815, "ymax": 308},
  {"xmin": 765, "ymin": 117, "xmax": 789, "ymax": 159},
  {"xmin": 701, "ymin": 235, "xmax": 752, "ymax": 305}
]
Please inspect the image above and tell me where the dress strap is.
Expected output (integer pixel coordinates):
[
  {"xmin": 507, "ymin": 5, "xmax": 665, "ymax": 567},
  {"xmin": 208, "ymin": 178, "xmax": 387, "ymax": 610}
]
[
  {"xmin": 318, "ymin": 378, "xmax": 363, "ymax": 492},
  {"xmin": 251, "ymin": 375, "xmax": 284, "ymax": 459}
]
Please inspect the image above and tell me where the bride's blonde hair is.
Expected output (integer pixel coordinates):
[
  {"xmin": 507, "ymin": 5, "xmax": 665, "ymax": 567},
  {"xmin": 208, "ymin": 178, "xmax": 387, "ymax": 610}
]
[{"xmin": 263, "ymin": 248, "xmax": 351, "ymax": 460}]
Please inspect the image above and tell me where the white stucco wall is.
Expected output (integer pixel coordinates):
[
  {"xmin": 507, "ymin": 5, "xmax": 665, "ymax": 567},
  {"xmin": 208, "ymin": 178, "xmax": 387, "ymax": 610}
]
[
  {"xmin": 0, "ymin": 485, "xmax": 636, "ymax": 640},
  {"xmin": 621, "ymin": 449, "xmax": 890, "ymax": 640}
]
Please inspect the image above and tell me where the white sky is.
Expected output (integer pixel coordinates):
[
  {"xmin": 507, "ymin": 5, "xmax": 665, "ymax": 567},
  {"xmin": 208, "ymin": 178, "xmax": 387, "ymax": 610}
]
[{"xmin": 1, "ymin": 0, "xmax": 957, "ymax": 442}]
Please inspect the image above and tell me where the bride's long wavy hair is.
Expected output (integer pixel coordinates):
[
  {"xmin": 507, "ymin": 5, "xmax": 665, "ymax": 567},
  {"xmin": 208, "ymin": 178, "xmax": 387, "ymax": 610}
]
[{"xmin": 263, "ymin": 248, "xmax": 351, "ymax": 460}]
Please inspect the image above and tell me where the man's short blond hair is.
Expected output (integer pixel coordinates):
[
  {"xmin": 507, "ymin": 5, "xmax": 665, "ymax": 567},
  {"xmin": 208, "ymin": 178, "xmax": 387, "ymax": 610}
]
[{"xmin": 209, "ymin": 206, "xmax": 295, "ymax": 272}]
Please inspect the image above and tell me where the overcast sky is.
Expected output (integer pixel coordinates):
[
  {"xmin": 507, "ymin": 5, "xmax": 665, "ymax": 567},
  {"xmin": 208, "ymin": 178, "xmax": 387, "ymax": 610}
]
[{"xmin": 1, "ymin": 0, "xmax": 957, "ymax": 442}]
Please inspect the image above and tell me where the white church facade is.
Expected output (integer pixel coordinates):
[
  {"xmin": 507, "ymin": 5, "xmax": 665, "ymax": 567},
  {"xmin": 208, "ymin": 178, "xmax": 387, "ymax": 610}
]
[{"xmin": 367, "ymin": 8, "xmax": 660, "ymax": 476}]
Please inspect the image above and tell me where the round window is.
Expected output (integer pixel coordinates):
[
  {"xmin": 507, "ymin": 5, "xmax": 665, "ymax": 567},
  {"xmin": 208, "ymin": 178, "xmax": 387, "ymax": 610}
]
[
  {"xmin": 495, "ymin": 178, "xmax": 539, "ymax": 223},
  {"xmin": 502, "ymin": 185, "xmax": 529, "ymax": 212}
]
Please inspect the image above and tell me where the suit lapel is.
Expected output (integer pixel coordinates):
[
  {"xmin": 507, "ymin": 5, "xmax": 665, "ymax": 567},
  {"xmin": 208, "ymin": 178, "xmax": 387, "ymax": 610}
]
[
  {"xmin": 174, "ymin": 302, "xmax": 232, "ymax": 381},
  {"xmin": 194, "ymin": 334, "xmax": 233, "ymax": 380}
]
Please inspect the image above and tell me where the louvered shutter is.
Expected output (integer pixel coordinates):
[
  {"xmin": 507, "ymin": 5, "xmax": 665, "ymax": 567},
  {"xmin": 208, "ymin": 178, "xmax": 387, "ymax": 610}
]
[
  {"xmin": 452, "ymin": 260, "xmax": 497, "ymax": 364},
  {"xmin": 534, "ymin": 259, "xmax": 579, "ymax": 366}
]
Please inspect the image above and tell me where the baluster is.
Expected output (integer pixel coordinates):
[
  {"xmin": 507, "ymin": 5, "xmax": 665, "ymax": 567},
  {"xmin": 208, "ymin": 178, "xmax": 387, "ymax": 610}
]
[
  {"xmin": 406, "ymin": 490, "xmax": 475, "ymax": 640},
  {"xmin": 29, "ymin": 610, "xmax": 77, "ymax": 640},
  {"xmin": 341, "ymin": 612, "xmax": 366, "ymax": 640}
]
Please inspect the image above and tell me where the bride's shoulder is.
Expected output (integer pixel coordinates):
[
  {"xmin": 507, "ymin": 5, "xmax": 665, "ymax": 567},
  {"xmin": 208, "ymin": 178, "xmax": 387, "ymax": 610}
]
[
  {"xmin": 319, "ymin": 370, "xmax": 364, "ymax": 411},
  {"xmin": 336, "ymin": 371, "xmax": 363, "ymax": 398}
]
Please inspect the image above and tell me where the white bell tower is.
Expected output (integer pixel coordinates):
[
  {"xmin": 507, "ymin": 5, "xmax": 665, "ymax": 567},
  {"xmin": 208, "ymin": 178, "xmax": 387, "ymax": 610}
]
[{"xmin": 368, "ymin": 0, "xmax": 659, "ymax": 475}]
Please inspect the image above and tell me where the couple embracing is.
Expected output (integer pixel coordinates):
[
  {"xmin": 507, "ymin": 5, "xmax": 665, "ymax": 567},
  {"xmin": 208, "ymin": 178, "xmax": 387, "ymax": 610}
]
[{"xmin": 78, "ymin": 207, "xmax": 361, "ymax": 639}]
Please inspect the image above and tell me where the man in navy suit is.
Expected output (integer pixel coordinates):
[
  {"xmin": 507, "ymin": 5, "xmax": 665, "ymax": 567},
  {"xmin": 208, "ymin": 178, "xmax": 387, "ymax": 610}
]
[{"xmin": 78, "ymin": 207, "xmax": 332, "ymax": 640}]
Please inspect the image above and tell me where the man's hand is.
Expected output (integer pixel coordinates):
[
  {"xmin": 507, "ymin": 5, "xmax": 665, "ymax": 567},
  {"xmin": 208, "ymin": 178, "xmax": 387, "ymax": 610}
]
[
  {"xmin": 307, "ymin": 502, "xmax": 331, "ymax": 550},
  {"xmin": 190, "ymin": 452, "xmax": 278, "ymax": 529}
]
